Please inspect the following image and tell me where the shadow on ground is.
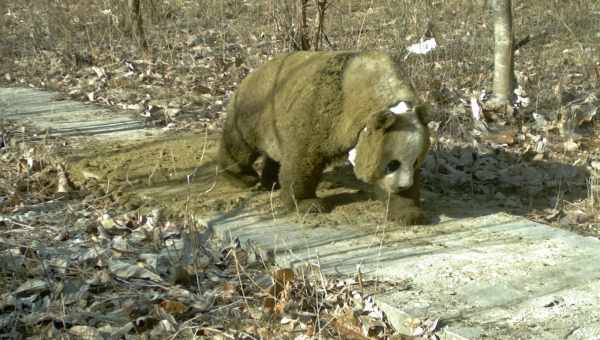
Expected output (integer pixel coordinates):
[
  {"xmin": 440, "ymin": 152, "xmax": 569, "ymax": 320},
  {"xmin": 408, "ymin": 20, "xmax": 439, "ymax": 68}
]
[
  {"xmin": 2, "ymin": 87, "xmax": 589, "ymax": 228},
  {"xmin": 67, "ymin": 130, "xmax": 589, "ymax": 232}
]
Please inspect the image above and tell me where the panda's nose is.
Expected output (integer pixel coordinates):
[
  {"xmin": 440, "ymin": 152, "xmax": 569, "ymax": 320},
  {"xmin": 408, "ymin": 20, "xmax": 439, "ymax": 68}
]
[{"xmin": 395, "ymin": 183, "xmax": 411, "ymax": 192}]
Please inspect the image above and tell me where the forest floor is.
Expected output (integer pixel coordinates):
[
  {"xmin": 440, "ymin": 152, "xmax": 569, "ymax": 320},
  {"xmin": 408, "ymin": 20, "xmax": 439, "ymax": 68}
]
[{"xmin": 1, "ymin": 0, "xmax": 599, "ymax": 339}]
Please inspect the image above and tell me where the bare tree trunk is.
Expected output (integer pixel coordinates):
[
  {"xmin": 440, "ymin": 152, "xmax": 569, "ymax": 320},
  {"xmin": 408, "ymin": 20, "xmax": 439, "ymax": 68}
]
[
  {"xmin": 296, "ymin": 0, "xmax": 311, "ymax": 51},
  {"xmin": 313, "ymin": 0, "xmax": 327, "ymax": 51},
  {"xmin": 0, "ymin": 2, "xmax": 6, "ymax": 27},
  {"xmin": 490, "ymin": 0, "xmax": 514, "ymax": 112},
  {"xmin": 128, "ymin": 0, "xmax": 148, "ymax": 49},
  {"xmin": 46, "ymin": 0, "xmax": 61, "ymax": 45},
  {"xmin": 289, "ymin": 0, "xmax": 329, "ymax": 51}
]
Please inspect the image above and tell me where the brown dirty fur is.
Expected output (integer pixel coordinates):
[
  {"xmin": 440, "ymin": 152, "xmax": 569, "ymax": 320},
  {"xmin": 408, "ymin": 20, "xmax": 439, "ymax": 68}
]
[{"xmin": 218, "ymin": 51, "xmax": 430, "ymax": 224}]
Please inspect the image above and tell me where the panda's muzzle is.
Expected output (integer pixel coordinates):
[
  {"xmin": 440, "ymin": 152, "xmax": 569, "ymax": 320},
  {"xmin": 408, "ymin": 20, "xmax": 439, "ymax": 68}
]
[{"xmin": 391, "ymin": 174, "xmax": 413, "ymax": 192}]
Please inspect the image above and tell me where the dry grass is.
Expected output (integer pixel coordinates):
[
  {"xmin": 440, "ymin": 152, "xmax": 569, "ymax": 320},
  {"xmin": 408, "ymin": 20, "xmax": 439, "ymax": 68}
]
[{"xmin": 589, "ymin": 171, "xmax": 600, "ymax": 213}]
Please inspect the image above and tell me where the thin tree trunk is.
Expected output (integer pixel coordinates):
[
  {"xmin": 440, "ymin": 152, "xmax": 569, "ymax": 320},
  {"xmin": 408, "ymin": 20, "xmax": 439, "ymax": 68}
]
[
  {"xmin": 297, "ymin": 0, "xmax": 311, "ymax": 50},
  {"xmin": 129, "ymin": 0, "xmax": 148, "ymax": 49},
  {"xmin": 491, "ymin": 0, "xmax": 514, "ymax": 109},
  {"xmin": 313, "ymin": 0, "xmax": 327, "ymax": 51},
  {"xmin": 0, "ymin": 2, "xmax": 6, "ymax": 28}
]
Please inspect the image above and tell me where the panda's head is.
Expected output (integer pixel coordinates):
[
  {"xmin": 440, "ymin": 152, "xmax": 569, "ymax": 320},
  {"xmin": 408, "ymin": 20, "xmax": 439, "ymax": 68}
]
[{"xmin": 350, "ymin": 101, "xmax": 430, "ymax": 194}]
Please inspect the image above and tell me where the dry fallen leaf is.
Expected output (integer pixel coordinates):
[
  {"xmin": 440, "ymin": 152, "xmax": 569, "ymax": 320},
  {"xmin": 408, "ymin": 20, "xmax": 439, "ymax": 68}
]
[
  {"xmin": 160, "ymin": 300, "xmax": 187, "ymax": 316},
  {"xmin": 333, "ymin": 306, "xmax": 370, "ymax": 340},
  {"xmin": 222, "ymin": 281, "xmax": 237, "ymax": 302},
  {"xmin": 272, "ymin": 266, "xmax": 292, "ymax": 280},
  {"xmin": 56, "ymin": 163, "xmax": 75, "ymax": 193},
  {"xmin": 109, "ymin": 260, "xmax": 162, "ymax": 281},
  {"xmin": 264, "ymin": 268, "xmax": 295, "ymax": 314},
  {"xmin": 69, "ymin": 325, "xmax": 103, "ymax": 340}
]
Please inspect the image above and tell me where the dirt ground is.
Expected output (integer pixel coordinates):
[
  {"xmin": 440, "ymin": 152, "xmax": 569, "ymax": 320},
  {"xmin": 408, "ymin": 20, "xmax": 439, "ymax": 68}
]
[
  {"xmin": 67, "ymin": 130, "xmax": 412, "ymax": 229},
  {"xmin": 68, "ymin": 124, "xmax": 595, "ymax": 238}
]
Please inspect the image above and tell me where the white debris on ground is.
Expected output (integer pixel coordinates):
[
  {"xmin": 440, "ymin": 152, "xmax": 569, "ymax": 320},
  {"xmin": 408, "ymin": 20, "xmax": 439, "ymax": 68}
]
[{"xmin": 406, "ymin": 38, "xmax": 438, "ymax": 55}]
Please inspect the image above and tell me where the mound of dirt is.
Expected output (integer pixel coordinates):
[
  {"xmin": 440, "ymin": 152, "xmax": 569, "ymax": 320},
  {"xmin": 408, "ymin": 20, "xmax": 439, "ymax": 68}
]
[{"xmin": 68, "ymin": 131, "xmax": 401, "ymax": 227}]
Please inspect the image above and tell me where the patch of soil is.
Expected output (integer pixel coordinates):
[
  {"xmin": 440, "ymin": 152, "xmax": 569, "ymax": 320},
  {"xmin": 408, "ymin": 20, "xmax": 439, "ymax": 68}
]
[
  {"xmin": 67, "ymin": 127, "xmax": 593, "ymax": 232},
  {"xmin": 68, "ymin": 131, "xmax": 394, "ymax": 227}
]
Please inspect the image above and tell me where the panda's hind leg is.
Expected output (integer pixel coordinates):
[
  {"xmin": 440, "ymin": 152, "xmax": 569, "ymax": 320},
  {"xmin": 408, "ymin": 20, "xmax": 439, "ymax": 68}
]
[
  {"xmin": 217, "ymin": 127, "xmax": 260, "ymax": 188},
  {"xmin": 260, "ymin": 156, "xmax": 280, "ymax": 190}
]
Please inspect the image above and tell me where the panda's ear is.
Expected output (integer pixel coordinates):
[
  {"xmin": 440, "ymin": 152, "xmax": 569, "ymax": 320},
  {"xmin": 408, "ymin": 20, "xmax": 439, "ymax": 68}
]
[
  {"xmin": 367, "ymin": 110, "xmax": 396, "ymax": 131},
  {"xmin": 415, "ymin": 104, "xmax": 431, "ymax": 125}
]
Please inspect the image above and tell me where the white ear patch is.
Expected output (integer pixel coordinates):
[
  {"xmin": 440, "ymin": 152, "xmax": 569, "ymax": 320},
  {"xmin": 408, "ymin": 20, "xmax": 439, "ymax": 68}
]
[
  {"xmin": 390, "ymin": 101, "xmax": 411, "ymax": 115},
  {"xmin": 348, "ymin": 148, "xmax": 357, "ymax": 166}
]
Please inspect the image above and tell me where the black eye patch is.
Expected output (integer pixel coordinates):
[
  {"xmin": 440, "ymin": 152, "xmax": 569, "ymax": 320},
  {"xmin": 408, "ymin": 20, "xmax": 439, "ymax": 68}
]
[{"xmin": 384, "ymin": 160, "xmax": 401, "ymax": 174}]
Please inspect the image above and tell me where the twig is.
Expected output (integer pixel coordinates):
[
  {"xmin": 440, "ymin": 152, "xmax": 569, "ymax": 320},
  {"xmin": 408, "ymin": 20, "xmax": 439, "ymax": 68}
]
[
  {"xmin": 1, "ymin": 218, "xmax": 36, "ymax": 230},
  {"xmin": 147, "ymin": 147, "xmax": 166, "ymax": 185},
  {"xmin": 355, "ymin": 5, "xmax": 372, "ymax": 48},
  {"xmin": 314, "ymin": 254, "xmax": 323, "ymax": 336},
  {"xmin": 187, "ymin": 127, "xmax": 209, "ymax": 184},
  {"xmin": 269, "ymin": 182, "xmax": 278, "ymax": 222},
  {"xmin": 230, "ymin": 241, "xmax": 250, "ymax": 310},
  {"xmin": 202, "ymin": 166, "xmax": 219, "ymax": 194},
  {"xmin": 548, "ymin": 11, "xmax": 587, "ymax": 62}
]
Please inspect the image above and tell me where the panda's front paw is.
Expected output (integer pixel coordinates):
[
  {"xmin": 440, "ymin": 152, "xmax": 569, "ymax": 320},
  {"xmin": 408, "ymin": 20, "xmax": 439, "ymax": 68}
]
[{"xmin": 388, "ymin": 206, "xmax": 426, "ymax": 225}]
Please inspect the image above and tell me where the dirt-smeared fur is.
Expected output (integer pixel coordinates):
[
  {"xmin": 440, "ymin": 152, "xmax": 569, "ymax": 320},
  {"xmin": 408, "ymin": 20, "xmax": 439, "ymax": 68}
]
[{"xmin": 218, "ymin": 51, "xmax": 429, "ymax": 224}]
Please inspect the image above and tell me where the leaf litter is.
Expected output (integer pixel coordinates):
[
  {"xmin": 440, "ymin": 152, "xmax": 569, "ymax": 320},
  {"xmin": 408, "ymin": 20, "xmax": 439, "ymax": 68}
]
[
  {"xmin": 0, "ymin": 125, "xmax": 423, "ymax": 339},
  {"xmin": 1, "ymin": 1, "xmax": 600, "ymax": 338}
]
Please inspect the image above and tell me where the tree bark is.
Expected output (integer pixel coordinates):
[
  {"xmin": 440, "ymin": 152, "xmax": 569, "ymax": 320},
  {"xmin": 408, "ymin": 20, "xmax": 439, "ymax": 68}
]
[
  {"xmin": 128, "ymin": 0, "xmax": 148, "ymax": 49},
  {"xmin": 296, "ymin": 0, "xmax": 311, "ymax": 50},
  {"xmin": 491, "ymin": 0, "xmax": 514, "ymax": 110},
  {"xmin": 313, "ymin": 0, "xmax": 327, "ymax": 51},
  {"xmin": 0, "ymin": 2, "xmax": 6, "ymax": 27}
]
